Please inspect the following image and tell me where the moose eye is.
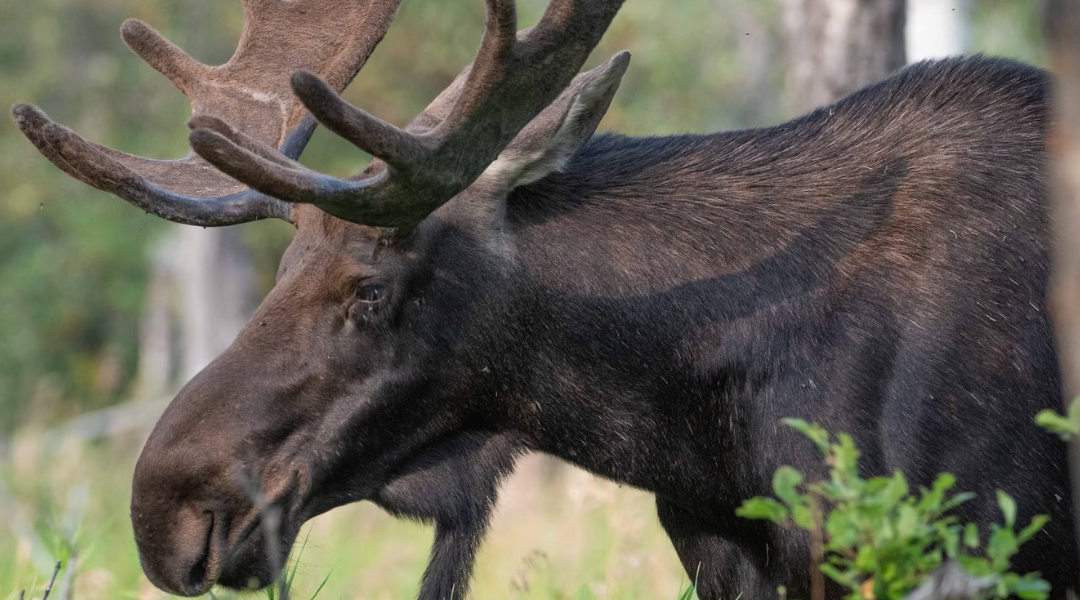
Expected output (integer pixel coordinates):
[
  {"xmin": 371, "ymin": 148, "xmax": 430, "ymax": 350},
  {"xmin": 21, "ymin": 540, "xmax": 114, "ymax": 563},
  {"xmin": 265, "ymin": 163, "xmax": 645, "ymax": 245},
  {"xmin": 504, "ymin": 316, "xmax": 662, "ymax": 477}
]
[{"xmin": 358, "ymin": 283, "xmax": 388, "ymax": 305}]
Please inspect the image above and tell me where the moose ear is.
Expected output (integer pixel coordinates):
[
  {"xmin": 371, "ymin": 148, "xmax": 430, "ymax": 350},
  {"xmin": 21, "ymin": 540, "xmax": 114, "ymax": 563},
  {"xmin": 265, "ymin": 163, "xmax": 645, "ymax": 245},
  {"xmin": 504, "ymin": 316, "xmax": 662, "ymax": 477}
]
[{"xmin": 483, "ymin": 51, "xmax": 631, "ymax": 189}]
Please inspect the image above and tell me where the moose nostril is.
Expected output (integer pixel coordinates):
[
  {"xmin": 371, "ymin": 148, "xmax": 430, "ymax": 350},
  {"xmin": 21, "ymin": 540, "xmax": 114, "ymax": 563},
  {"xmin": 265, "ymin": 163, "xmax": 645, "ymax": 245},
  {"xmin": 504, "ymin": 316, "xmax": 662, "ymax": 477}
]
[
  {"xmin": 135, "ymin": 506, "xmax": 219, "ymax": 597},
  {"xmin": 182, "ymin": 512, "xmax": 215, "ymax": 595}
]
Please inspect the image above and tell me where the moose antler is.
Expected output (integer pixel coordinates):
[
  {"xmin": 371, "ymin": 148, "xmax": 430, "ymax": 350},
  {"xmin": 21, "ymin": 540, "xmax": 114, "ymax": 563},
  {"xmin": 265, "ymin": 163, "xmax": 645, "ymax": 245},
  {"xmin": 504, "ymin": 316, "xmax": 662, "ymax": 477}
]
[
  {"xmin": 190, "ymin": 0, "xmax": 626, "ymax": 229},
  {"xmin": 11, "ymin": 0, "xmax": 403, "ymax": 226}
]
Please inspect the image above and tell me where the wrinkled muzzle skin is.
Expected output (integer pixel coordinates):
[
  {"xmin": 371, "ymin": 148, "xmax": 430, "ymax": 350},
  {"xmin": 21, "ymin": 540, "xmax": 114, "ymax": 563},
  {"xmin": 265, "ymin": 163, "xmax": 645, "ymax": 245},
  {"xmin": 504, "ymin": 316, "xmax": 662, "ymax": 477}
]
[{"xmin": 131, "ymin": 209, "xmax": 493, "ymax": 596}]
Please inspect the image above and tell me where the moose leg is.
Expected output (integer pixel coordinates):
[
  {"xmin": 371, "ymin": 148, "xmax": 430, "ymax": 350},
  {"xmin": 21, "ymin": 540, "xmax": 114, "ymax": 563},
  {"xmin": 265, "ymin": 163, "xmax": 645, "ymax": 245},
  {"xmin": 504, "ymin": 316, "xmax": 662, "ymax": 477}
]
[
  {"xmin": 656, "ymin": 498, "xmax": 775, "ymax": 600},
  {"xmin": 375, "ymin": 432, "xmax": 523, "ymax": 600},
  {"xmin": 418, "ymin": 523, "xmax": 485, "ymax": 600}
]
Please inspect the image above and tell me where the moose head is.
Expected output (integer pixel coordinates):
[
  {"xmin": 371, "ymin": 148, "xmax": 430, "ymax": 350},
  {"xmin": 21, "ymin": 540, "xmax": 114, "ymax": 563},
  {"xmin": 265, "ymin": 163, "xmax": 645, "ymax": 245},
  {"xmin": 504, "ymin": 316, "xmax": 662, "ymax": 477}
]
[{"xmin": 13, "ymin": 0, "xmax": 628, "ymax": 595}]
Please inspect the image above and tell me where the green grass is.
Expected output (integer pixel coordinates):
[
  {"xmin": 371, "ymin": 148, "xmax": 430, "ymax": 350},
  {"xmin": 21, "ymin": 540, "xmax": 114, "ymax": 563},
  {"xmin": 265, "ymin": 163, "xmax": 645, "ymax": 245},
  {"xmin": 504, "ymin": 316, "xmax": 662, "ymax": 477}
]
[{"xmin": 1, "ymin": 427, "xmax": 693, "ymax": 600}]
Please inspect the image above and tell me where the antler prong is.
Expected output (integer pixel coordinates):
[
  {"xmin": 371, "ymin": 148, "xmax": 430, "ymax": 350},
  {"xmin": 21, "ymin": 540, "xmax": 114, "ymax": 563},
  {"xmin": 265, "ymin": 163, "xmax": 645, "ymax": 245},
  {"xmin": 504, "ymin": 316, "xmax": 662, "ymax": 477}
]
[
  {"xmin": 439, "ymin": 0, "xmax": 519, "ymax": 132},
  {"xmin": 45, "ymin": 122, "xmax": 136, "ymax": 191},
  {"xmin": 14, "ymin": 0, "xmax": 405, "ymax": 227},
  {"xmin": 13, "ymin": 103, "xmax": 290, "ymax": 226},
  {"xmin": 480, "ymin": 0, "xmax": 519, "ymax": 56},
  {"xmin": 290, "ymin": 72, "xmax": 429, "ymax": 169},
  {"xmin": 190, "ymin": 128, "xmax": 337, "ymax": 203},
  {"xmin": 193, "ymin": 0, "xmax": 626, "ymax": 230},
  {"xmin": 188, "ymin": 115, "xmax": 302, "ymax": 170},
  {"xmin": 121, "ymin": 19, "xmax": 209, "ymax": 94},
  {"xmin": 12, "ymin": 104, "xmax": 88, "ymax": 185}
]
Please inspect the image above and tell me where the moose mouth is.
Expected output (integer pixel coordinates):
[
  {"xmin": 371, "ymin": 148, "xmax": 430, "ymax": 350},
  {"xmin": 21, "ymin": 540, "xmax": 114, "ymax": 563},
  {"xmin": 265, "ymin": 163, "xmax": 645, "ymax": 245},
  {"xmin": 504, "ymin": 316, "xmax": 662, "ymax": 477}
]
[
  {"xmin": 200, "ymin": 436, "xmax": 470, "ymax": 594},
  {"xmin": 150, "ymin": 444, "xmax": 425, "ymax": 596},
  {"xmin": 221, "ymin": 488, "xmax": 312, "ymax": 592},
  {"xmin": 155, "ymin": 491, "xmax": 303, "ymax": 596},
  {"xmin": 216, "ymin": 526, "xmax": 285, "ymax": 591},
  {"xmin": 179, "ymin": 509, "xmax": 296, "ymax": 595}
]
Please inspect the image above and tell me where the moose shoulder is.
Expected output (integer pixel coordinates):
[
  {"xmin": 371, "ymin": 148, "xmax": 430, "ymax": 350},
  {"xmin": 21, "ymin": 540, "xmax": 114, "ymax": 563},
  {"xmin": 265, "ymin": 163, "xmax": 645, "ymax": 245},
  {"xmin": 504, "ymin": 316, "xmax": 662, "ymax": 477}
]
[{"xmin": 12, "ymin": 0, "xmax": 1077, "ymax": 597}]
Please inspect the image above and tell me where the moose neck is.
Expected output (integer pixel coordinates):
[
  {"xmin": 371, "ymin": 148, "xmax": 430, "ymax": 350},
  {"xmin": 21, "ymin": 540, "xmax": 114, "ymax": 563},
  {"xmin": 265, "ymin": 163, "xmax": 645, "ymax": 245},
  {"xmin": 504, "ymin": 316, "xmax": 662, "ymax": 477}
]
[{"xmin": 492, "ymin": 122, "xmax": 906, "ymax": 496}]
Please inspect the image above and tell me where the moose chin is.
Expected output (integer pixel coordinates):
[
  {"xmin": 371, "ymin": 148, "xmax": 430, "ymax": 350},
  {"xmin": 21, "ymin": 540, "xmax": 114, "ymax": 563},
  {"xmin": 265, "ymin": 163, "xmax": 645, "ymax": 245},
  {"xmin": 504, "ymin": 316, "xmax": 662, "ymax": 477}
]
[{"xmin": 12, "ymin": 0, "xmax": 1080, "ymax": 598}]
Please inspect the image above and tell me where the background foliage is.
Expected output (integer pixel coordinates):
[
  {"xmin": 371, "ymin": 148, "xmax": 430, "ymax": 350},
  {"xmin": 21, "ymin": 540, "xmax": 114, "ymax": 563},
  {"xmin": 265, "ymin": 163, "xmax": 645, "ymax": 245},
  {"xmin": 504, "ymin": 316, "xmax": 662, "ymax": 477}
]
[{"xmin": 0, "ymin": 0, "xmax": 1047, "ymax": 432}]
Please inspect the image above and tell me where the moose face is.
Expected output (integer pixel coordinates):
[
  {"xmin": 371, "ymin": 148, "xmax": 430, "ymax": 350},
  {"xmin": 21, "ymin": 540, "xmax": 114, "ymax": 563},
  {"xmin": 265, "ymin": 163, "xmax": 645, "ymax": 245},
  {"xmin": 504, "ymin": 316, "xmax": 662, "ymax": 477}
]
[
  {"xmin": 130, "ymin": 210, "xmax": 467, "ymax": 594},
  {"xmin": 129, "ymin": 50, "xmax": 630, "ymax": 590}
]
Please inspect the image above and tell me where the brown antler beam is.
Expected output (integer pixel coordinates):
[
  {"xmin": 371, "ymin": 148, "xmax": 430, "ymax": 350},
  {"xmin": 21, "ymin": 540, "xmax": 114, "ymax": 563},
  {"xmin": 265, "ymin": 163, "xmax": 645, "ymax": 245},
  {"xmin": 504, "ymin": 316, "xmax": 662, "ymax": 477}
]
[
  {"xmin": 12, "ymin": 104, "xmax": 298, "ymax": 225},
  {"xmin": 12, "ymin": 0, "xmax": 403, "ymax": 227},
  {"xmin": 191, "ymin": 0, "xmax": 626, "ymax": 230}
]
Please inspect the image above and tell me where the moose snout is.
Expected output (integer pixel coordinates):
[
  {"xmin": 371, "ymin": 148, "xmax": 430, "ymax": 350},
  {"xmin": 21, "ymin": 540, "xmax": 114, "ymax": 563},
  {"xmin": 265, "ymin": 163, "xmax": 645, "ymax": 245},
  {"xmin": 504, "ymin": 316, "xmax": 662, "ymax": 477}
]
[
  {"xmin": 132, "ymin": 470, "xmax": 290, "ymax": 597},
  {"xmin": 130, "ymin": 384, "xmax": 234, "ymax": 595},
  {"xmin": 130, "ymin": 362, "xmax": 308, "ymax": 594},
  {"xmin": 131, "ymin": 426, "xmax": 287, "ymax": 596}
]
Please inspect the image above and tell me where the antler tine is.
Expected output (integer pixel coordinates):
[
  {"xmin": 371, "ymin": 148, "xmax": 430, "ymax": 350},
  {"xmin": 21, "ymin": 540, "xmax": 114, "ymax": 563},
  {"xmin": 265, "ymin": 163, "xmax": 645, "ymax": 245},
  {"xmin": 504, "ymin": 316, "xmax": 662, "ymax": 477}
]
[
  {"xmin": 289, "ymin": 71, "xmax": 430, "ymax": 171},
  {"xmin": 13, "ymin": 104, "xmax": 292, "ymax": 225},
  {"xmin": 13, "ymin": 0, "xmax": 403, "ymax": 227},
  {"xmin": 190, "ymin": 128, "xmax": 358, "ymax": 205},
  {"xmin": 192, "ymin": 0, "xmax": 626, "ymax": 230},
  {"xmin": 188, "ymin": 115, "xmax": 306, "ymax": 170},
  {"xmin": 434, "ymin": 0, "xmax": 519, "ymax": 134},
  {"xmin": 121, "ymin": 19, "xmax": 209, "ymax": 95},
  {"xmin": 192, "ymin": 125, "xmax": 445, "ymax": 228}
]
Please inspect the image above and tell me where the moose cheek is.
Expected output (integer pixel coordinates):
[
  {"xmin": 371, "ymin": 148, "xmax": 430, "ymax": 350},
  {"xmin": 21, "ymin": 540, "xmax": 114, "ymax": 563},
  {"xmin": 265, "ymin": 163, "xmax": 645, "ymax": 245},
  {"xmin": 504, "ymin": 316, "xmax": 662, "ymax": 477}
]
[{"xmin": 346, "ymin": 301, "xmax": 380, "ymax": 325}]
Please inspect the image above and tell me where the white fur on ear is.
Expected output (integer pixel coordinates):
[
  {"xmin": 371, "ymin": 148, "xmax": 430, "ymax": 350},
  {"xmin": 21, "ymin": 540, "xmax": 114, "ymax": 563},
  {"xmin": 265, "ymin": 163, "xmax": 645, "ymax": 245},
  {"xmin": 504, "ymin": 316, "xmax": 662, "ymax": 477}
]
[{"xmin": 483, "ymin": 51, "xmax": 631, "ymax": 189}]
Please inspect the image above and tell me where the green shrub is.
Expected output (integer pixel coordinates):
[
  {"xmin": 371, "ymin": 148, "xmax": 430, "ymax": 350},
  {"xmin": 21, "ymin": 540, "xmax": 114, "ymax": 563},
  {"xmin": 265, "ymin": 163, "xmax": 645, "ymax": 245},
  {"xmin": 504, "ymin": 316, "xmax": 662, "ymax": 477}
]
[{"xmin": 736, "ymin": 419, "xmax": 1051, "ymax": 600}]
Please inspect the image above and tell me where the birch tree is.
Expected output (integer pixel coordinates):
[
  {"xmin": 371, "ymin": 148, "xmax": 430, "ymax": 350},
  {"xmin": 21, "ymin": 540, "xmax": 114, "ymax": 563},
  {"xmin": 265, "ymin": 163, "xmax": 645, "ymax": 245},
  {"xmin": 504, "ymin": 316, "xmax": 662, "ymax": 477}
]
[
  {"xmin": 905, "ymin": 0, "xmax": 971, "ymax": 62},
  {"xmin": 782, "ymin": 0, "xmax": 906, "ymax": 112},
  {"xmin": 1046, "ymin": 0, "xmax": 1080, "ymax": 575}
]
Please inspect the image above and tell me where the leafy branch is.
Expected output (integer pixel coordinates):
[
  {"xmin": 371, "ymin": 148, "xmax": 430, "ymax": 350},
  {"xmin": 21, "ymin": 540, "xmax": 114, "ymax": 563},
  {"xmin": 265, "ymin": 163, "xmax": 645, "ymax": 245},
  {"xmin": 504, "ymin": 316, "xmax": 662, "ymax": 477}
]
[
  {"xmin": 1035, "ymin": 398, "xmax": 1080, "ymax": 441},
  {"xmin": 736, "ymin": 420, "xmax": 1051, "ymax": 600}
]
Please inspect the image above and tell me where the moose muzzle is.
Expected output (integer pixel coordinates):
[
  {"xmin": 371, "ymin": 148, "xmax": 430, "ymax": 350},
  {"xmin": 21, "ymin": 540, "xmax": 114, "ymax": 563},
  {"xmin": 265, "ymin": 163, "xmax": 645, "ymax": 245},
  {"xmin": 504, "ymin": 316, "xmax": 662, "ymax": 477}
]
[{"xmin": 130, "ymin": 342, "xmax": 308, "ymax": 596}]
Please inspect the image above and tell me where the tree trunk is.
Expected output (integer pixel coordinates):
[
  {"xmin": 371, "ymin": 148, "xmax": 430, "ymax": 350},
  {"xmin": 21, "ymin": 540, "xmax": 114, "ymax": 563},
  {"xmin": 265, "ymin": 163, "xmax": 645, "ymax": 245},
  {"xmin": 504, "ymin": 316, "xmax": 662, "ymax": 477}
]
[
  {"xmin": 905, "ymin": 0, "xmax": 971, "ymax": 62},
  {"xmin": 136, "ymin": 237, "xmax": 178, "ymax": 398},
  {"xmin": 1046, "ymin": 0, "xmax": 1080, "ymax": 581},
  {"xmin": 782, "ymin": 0, "xmax": 906, "ymax": 113},
  {"xmin": 178, "ymin": 227, "xmax": 253, "ymax": 380}
]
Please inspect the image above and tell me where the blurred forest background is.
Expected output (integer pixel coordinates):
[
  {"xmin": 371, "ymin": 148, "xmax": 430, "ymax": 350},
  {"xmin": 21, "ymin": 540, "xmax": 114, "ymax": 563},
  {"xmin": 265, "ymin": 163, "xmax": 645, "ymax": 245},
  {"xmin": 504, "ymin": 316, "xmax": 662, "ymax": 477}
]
[
  {"xmin": 0, "ymin": 0, "xmax": 1047, "ymax": 433},
  {"xmin": 0, "ymin": 0, "xmax": 1052, "ymax": 599}
]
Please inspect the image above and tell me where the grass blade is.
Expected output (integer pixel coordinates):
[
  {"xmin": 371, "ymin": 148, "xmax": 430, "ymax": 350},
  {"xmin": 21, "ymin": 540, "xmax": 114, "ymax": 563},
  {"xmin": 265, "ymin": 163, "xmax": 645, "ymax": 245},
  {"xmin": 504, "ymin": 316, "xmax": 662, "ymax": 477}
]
[{"xmin": 40, "ymin": 562, "xmax": 61, "ymax": 600}]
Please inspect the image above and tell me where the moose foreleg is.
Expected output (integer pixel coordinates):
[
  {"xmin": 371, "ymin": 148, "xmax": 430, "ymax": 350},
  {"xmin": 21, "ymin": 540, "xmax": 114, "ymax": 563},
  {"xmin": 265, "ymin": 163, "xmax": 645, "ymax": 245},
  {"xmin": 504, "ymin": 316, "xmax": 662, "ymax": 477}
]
[
  {"xmin": 375, "ymin": 432, "xmax": 523, "ymax": 600},
  {"xmin": 656, "ymin": 497, "xmax": 778, "ymax": 600}
]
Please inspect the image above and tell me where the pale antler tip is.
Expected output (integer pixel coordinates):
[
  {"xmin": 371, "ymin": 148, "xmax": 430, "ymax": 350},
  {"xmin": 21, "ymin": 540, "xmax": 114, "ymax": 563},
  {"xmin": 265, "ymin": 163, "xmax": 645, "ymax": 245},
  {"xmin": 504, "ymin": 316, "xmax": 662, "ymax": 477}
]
[
  {"xmin": 119, "ymin": 18, "xmax": 162, "ymax": 52},
  {"xmin": 187, "ymin": 114, "xmax": 229, "ymax": 133},
  {"xmin": 121, "ymin": 17, "xmax": 206, "ymax": 88},
  {"xmin": 290, "ymin": 70, "xmax": 324, "ymax": 93},
  {"xmin": 10, "ymin": 104, "xmax": 52, "ymax": 137},
  {"xmin": 119, "ymin": 18, "xmax": 149, "ymax": 37},
  {"xmin": 188, "ymin": 127, "xmax": 224, "ymax": 152},
  {"xmin": 11, "ymin": 103, "xmax": 40, "ymax": 123}
]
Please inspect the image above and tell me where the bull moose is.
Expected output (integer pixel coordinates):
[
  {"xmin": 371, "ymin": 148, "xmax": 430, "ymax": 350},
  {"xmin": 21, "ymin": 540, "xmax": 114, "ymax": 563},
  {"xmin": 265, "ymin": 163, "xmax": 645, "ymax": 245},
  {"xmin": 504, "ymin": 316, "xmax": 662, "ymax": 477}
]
[{"xmin": 11, "ymin": 0, "xmax": 1079, "ymax": 597}]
